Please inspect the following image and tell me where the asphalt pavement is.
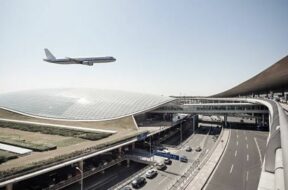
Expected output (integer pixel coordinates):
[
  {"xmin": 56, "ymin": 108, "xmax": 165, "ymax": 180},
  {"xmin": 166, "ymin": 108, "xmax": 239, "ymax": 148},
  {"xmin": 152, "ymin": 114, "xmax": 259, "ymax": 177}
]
[
  {"xmin": 205, "ymin": 127, "xmax": 268, "ymax": 190},
  {"xmin": 64, "ymin": 161, "xmax": 146, "ymax": 190},
  {"xmin": 64, "ymin": 125, "xmax": 219, "ymax": 190},
  {"xmin": 126, "ymin": 126, "xmax": 217, "ymax": 190}
]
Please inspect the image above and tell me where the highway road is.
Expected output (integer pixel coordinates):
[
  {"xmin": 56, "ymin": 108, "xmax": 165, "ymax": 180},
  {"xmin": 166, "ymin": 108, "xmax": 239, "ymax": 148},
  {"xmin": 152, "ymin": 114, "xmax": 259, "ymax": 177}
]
[
  {"xmin": 205, "ymin": 126, "xmax": 268, "ymax": 190},
  {"xmin": 65, "ymin": 125, "xmax": 219, "ymax": 190},
  {"xmin": 65, "ymin": 161, "xmax": 146, "ymax": 190},
  {"xmin": 122, "ymin": 125, "xmax": 219, "ymax": 190}
]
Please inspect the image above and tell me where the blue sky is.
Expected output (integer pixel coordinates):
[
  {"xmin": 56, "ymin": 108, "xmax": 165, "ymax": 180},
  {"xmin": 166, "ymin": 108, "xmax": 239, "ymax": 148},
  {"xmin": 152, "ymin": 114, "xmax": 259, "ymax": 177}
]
[{"xmin": 0, "ymin": 0, "xmax": 287, "ymax": 96}]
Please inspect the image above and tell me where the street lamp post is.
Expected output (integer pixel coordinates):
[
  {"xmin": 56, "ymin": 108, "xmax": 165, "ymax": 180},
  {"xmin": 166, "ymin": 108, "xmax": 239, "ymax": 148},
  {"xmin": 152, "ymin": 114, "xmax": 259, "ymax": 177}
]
[{"xmin": 76, "ymin": 167, "xmax": 83, "ymax": 190}]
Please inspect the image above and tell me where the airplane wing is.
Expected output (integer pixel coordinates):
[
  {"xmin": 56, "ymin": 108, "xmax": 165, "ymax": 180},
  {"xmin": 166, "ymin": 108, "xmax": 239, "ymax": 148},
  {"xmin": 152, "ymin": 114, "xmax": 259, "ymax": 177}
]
[{"xmin": 65, "ymin": 57, "xmax": 83, "ymax": 64}]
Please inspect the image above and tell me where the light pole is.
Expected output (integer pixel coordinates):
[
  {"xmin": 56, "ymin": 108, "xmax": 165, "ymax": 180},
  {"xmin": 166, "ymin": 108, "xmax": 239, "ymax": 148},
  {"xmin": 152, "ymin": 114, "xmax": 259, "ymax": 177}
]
[{"xmin": 76, "ymin": 167, "xmax": 83, "ymax": 190}]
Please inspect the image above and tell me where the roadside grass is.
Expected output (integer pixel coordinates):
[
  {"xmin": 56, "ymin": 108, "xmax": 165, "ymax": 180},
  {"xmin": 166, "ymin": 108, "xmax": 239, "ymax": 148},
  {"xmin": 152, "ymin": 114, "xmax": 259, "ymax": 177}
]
[
  {"xmin": 54, "ymin": 138, "xmax": 85, "ymax": 147},
  {"xmin": 0, "ymin": 121, "xmax": 112, "ymax": 141},
  {"xmin": 0, "ymin": 150, "xmax": 18, "ymax": 164},
  {"xmin": 0, "ymin": 130, "xmax": 149, "ymax": 180},
  {"xmin": 0, "ymin": 137, "xmax": 56, "ymax": 152}
]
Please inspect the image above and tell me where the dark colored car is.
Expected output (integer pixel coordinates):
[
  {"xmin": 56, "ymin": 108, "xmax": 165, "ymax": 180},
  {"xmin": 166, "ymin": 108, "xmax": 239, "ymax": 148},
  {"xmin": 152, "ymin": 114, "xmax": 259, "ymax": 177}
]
[
  {"xmin": 164, "ymin": 158, "xmax": 172, "ymax": 165},
  {"xmin": 195, "ymin": 146, "xmax": 202, "ymax": 152},
  {"xmin": 180, "ymin": 156, "xmax": 188, "ymax": 163},
  {"xmin": 131, "ymin": 177, "xmax": 146, "ymax": 188}
]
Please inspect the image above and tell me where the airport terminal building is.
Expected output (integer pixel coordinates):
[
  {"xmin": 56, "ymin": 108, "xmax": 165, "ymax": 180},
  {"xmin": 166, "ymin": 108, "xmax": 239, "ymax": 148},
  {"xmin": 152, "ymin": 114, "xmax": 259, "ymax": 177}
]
[{"xmin": 0, "ymin": 88, "xmax": 195, "ymax": 190}]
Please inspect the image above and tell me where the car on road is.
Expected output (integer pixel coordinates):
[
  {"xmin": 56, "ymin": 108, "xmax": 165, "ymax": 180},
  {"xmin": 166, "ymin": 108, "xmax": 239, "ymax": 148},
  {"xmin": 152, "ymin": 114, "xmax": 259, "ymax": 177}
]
[
  {"xmin": 196, "ymin": 146, "xmax": 202, "ymax": 152},
  {"xmin": 164, "ymin": 158, "xmax": 172, "ymax": 165},
  {"xmin": 185, "ymin": 146, "xmax": 192, "ymax": 152},
  {"xmin": 157, "ymin": 146, "xmax": 165, "ymax": 151},
  {"xmin": 131, "ymin": 177, "xmax": 146, "ymax": 188},
  {"xmin": 145, "ymin": 169, "xmax": 158, "ymax": 179},
  {"xmin": 180, "ymin": 156, "xmax": 188, "ymax": 162},
  {"xmin": 156, "ymin": 162, "xmax": 167, "ymax": 170},
  {"xmin": 162, "ymin": 149, "xmax": 170, "ymax": 154}
]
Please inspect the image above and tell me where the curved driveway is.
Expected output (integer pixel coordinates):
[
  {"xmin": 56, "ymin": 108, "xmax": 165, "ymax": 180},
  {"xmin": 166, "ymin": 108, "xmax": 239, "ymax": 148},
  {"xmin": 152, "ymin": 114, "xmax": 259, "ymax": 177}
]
[{"xmin": 205, "ymin": 127, "xmax": 268, "ymax": 190}]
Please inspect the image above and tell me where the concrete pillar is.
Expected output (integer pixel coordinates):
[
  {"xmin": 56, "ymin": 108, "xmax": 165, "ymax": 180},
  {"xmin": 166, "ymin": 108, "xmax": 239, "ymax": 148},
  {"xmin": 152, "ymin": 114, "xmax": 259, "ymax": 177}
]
[
  {"xmin": 270, "ymin": 91, "xmax": 274, "ymax": 98},
  {"xmin": 5, "ymin": 183, "xmax": 13, "ymax": 190},
  {"xmin": 224, "ymin": 115, "xmax": 227, "ymax": 127},
  {"xmin": 79, "ymin": 160, "xmax": 84, "ymax": 171},
  {"xmin": 78, "ymin": 160, "xmax": 84, "ymax": 185},
  {"xmin": 180, "ymin": 122, "xmax": 183, "ymax": 144},
  {"xmin": 118, "ymin": 147, "xmax": 122, "ymax": 157},
  {"xmin": 192, "ymin": 115, "xmax": 198, "ymax": 131},
  {"xmin": 127, "ymin": 159, "xmax": 130, "ymax": 167}
]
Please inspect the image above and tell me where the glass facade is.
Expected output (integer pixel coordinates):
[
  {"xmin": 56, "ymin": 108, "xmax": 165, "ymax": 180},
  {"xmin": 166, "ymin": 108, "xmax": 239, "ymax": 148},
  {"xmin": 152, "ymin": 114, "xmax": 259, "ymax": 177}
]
[{"xmin": 0, "ymin": 89, "xmax": 174, "ymax": 121}]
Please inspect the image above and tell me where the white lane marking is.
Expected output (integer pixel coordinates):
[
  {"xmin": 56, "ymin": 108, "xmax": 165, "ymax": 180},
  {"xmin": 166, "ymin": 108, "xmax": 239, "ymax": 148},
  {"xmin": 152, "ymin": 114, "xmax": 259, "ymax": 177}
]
[
  {"xmin": 237, "ymin": 135, "xmax": 239, "ymax": 139},
  {"xmin": 159, "ymin": 176, "xmax": 168, "ymax": 184},
  {"xmin": 246, "ymin": 144, "xmax": 248, "ymax": 149},
  {"xmin": 236, "ymin": 141, "xmax": 238, "ymax": 146},
  {"xmin": 230, "ymin": 164, "xmax": 234, "ymax": 174},
  {"xmin": 234, "ymin": 150, "xmax": 237, "ymax": 157},
  {"xmin": 247, "ymin": 154, "xmax": 249, "ymax": 161},
  {"xmin": 254, "ymin": 137, "xmax": 263, "ymax": 165},
  {"xmin": 246, "ymin": 171, "xmax": 249, "ymax": 181},
  {"xmin": 245, "ymin": 136, "xmax": 247, "ymax": 141}
]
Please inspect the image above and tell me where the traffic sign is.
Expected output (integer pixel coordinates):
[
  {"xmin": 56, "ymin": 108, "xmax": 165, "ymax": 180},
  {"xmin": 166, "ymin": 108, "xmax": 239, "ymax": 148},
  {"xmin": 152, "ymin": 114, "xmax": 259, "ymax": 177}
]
[{"xmin": 153, "ymin": 151, "xmax": 180, "ymax": 160}]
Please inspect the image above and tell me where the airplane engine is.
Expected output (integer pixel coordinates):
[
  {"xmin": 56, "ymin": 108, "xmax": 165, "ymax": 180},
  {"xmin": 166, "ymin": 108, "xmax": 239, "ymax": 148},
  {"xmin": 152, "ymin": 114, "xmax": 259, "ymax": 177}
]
[{"xmin": 83, "ymin": 61, "xmax": 93, "ymax": 66}]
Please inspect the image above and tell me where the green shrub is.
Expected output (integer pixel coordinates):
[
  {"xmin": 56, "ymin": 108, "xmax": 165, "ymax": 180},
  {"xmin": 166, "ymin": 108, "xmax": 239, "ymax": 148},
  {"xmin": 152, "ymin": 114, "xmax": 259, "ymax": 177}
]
[
  {"xmin": 0, "ymin": 138, "xmax": 56, "ymax": 152},
  {"xmin": 0, "ymin": 121, "xmax": 111, "ymax": 141}
]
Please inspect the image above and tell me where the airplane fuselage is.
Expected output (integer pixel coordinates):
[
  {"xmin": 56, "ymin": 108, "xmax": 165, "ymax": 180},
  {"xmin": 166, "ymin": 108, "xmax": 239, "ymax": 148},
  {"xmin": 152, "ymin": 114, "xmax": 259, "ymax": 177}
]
[
  {"xmin": 44, "ymin": 57, "xmax": 115, "ymax": 63},
  {"xmin": 43, "ymin": 49, "xmax": 116, "ymax": 66}
]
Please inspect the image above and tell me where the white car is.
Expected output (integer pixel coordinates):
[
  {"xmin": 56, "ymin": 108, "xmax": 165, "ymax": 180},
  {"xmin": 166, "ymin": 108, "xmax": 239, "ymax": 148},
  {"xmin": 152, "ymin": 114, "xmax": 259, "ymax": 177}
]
[
  {"xmin": 145, "ymin": 169, "xmax": 158, "ymax": 178},
  {"xmin": 162, "ymin": 149, "xmax": 170, "ymax": 154},
  {"xmin": 185, "ymin": 146, "xmax": 192, "ymax": 152}
]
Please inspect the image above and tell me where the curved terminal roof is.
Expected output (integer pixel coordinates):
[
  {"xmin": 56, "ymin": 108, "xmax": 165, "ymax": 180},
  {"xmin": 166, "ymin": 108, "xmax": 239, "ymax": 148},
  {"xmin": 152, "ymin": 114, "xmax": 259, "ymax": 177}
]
[
  {"xmin": 214, "ymin": 55, "xmax": 288, "ymax": 97},
  {"xmin": 0, "ymin": 89, "xmax": 174, "ymax": 121}
]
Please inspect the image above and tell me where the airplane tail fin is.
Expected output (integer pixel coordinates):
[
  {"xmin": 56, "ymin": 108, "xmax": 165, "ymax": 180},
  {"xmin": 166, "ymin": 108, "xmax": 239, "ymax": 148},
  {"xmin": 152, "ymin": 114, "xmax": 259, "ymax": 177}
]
[{"xmin": 44, "ymin": 48, "xmax": 56, "ymax": 60}]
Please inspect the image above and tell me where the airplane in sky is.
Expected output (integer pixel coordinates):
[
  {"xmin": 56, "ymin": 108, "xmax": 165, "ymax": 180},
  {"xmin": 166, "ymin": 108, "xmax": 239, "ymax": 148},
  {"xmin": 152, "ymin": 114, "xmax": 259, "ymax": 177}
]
[{"xmin": 43, "ymin": 48, "xmax": 116, "ymax": 66}]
